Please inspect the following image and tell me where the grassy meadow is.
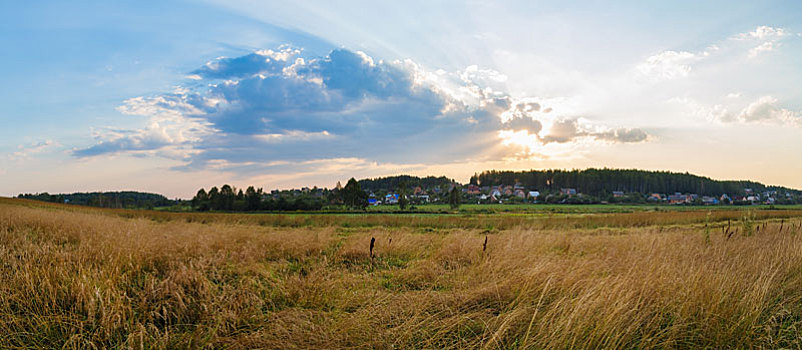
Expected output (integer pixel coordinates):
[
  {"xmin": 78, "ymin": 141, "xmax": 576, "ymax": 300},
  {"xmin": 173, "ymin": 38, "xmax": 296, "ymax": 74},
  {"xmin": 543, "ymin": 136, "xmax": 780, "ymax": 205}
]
[{"xmin": 3, "ymin": 197, "xmax": 802, "ymax": 348}]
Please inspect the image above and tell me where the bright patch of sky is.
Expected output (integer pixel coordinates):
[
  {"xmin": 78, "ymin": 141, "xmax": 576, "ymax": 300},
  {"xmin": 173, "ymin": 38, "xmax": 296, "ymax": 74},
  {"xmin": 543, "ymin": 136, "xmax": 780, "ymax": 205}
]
[{"xmin": 2, "ymin": 1, "xmax": 801, "ymax": 197}]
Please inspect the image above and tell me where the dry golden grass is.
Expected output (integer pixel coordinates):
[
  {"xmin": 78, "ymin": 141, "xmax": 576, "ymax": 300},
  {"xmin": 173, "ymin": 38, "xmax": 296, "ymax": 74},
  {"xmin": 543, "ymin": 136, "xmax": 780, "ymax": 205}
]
[{"xmin": 3, "ymin": 198, "xmax": 802, "ymax": 348}]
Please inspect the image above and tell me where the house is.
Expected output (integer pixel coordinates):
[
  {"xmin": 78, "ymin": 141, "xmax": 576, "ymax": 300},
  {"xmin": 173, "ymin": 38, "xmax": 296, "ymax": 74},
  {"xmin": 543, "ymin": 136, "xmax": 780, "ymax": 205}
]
[
  {"xmin": 668, "ymin": 193, "xmax": 688, "ymax": 205},
  {"xmin": 560, "ymin": 188, "xmax": 577, "ymax": 196},
  {"xmin": 612, "ymin": 191, "xmax": 625, "ymax": 198},
  {"xmin": 720, "ymin": 194, "xmax": 731, "ymax": 203},
  {"xmin": 514, "ymin": 189, "xmax": 526, "ymax": 199},
  {"xmin": 702, "ymin": 196, "xmax": 719, "ymax": 205},
  {"xmin": 413, "ymin": 186, "xmax": 423, "ymax": 195},
  {"xmin": 514, "ymin": 183, "xmax": 525, "ymax": 191},
  {"xmin": 368, "ymin": 198, "xmax": 378, "ymax": 206},
  {"xmin": 467, "ymin": 184, "xmax": 481, "ymax": 194},
  {"xmin": 385, "ymin": 193, "xmax": 399, "ymax": 204},
  {"xmin": 528, "ymin": 191, "xmax": 540, "ymax": 199},
  {"xmin": 765, "ymin": 197, "xmax": 776, "ymax": 205},
  {"xmin": 503, "ymin": 186, "xmax": 513, "ymax": 196},
  {"xmin": 647, "ymin": 193, "xmax": 663, "ymax": 202}
]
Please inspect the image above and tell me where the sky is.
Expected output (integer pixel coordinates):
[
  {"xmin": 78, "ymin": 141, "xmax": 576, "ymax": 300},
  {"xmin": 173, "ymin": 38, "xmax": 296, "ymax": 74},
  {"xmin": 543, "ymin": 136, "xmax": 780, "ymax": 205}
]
[{"xmin": 2, "ymin": 1, "xmax": 801, "ymax": 198}]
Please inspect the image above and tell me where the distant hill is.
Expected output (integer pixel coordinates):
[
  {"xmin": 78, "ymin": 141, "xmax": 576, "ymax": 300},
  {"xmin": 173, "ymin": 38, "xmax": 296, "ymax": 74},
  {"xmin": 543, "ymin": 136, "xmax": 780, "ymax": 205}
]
[
  {"xmin": 358, "ymin": 175, "xmax": 456, "ymax": 194},
  {"xmin": 17, "ymin": 191, "xmax": 174, "ymax": 209},
  {"xmin": 470, "ymin": 168, "xmax": 801, "ymax": 197}
]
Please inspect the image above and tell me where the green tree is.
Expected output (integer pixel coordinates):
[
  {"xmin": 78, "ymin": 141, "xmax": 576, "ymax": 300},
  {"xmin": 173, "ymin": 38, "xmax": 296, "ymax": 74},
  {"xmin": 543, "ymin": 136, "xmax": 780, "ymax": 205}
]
[
  {"xmin": 448, "ymin": 185, "xmax": 461, "ymax": 209},
  {"xmin": 219, "ymin": 184, "xmax": 235, "ymax": 210},
  {"xmin": 341, "ymin": 178, "xmax": 368, "ymax": 210},
  {"xmin": 245, "ymin": 186, "xmax": 262, "ymax": 211},
  {"xmin": 398, "ymin": 181, "xmax": 409, "ymax": 210},
  {"xmin": 192, "ymin": 188, "xmax": 209, "ymax": 211},
  {"xmin": 207, "ymin": 186, "xmax": 220, "ymax": 210}
]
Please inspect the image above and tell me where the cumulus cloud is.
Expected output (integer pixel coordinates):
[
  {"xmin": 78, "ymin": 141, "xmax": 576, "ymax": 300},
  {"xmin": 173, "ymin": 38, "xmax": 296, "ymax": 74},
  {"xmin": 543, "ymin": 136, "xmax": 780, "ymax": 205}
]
[
  {"xmin": 695, "ymin": 95, "xmax": 801, "ymax": 126},
  {"xmin": 733, "ymin": 26, "xmax": 789, "ymax": 58},
  {"xmin": 499, "ymin": 99, "xmax": 543, "ymax": 134},
  {"xmin": 737, "ymin": 96, "xmax": 799, "ymax": 124},
  {"xmin": 597, "ymin": 128, "xmax": 650, "ymax": 143},
  {"xmin": 74, "ymin": 93, "xmax": 214, "ymax": 159},
  {"xmin": 539, "ymin": 119, "xmax": 648, "ymax": 144},
  {"xmin": 191, "ymin": 46, "xmax": 301, "ymax": 79},
  {"xmin": 735, "ymin": 26, "xmax": 787, "ymax": 40},
  {"xmin": 75, "ymin": 46, "xmax": 650, "ymax": 172}
]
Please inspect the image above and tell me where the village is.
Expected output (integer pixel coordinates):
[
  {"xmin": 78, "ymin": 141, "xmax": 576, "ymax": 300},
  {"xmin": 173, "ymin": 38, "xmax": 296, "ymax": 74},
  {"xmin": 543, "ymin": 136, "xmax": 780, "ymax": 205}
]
[{"xmin": 362, "ymin": 184, "xmax": 794, "ymax": 206}]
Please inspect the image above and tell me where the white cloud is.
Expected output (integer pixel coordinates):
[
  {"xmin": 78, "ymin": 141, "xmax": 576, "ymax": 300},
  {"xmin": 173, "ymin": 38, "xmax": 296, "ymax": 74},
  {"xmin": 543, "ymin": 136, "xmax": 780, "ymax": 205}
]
[
  {"xmin": 10, "ymin": 140, "xmax": 59, "ymax": 160},
  {"xmin": 733, "ymin": 26, "xmax": 789, "ymax": 58},
  {"xmin": 737, "ymin": 96, "xmax": 799, "ymax": 124},
  {"xmin": 708, "ymin": 104, "xmax": 734, "ymax": 123},
  {"xmin": 735, "ymin": 26, "xmax": 787, "ymax": 40},
  {"xmin": 74, "ymin": 95, "xmax": 215, "ymax": 159},
  {"xmin": 253, "ymin": 130, "xmax": 334, "ymax": 143},
  {"xmin": 539, "ymin": 118, "xmax": 648, "ymax": 144},
  {"xmin": 688, "ymin": 95, "xmax": 801, "ymax": 126},
  {"xmin": 636, "ymin": 25, "xmax": 794, "ymax": 81},
  {"xmin": 748, "ymin": 41, "xmax": 776, "ymax": 58},
  {"xmin": 636, "ymin": 50, "xmax": 699, "ymax": 81}
]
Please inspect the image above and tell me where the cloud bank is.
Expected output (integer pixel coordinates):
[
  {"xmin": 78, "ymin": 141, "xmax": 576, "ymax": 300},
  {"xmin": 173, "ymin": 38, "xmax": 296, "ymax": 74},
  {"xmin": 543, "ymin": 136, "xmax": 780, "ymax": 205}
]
[{"xmin": 76, "ymin": 46, "xmax": 649, "ymax": 173}]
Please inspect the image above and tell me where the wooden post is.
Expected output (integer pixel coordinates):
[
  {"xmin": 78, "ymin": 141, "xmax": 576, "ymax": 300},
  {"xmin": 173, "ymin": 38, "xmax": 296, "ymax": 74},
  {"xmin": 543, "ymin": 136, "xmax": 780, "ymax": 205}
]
[{"xmin": 370, "ymin": 237, "xmax": 376, "ymax": 261}]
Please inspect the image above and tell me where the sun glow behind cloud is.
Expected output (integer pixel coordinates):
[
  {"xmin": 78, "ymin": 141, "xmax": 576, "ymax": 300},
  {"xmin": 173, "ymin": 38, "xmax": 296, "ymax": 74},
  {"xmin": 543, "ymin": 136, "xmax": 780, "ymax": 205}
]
[{"xmin": 69, "ymin": 47, "xmax": 649, "ymax": 178}]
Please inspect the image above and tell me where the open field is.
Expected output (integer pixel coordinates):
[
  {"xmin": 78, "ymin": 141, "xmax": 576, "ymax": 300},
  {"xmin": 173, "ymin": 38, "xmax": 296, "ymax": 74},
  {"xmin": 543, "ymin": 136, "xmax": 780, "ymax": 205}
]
[
  {"xmin": 364, "ymin": 203, "xmax": 802, "ymax": 214},
  {"xmin": 152, "ymin": 201, "xmax": 802, "ymax": 215},
  {"xmin": 4, "ymin": 197, "xmax": 802, "ymax": 348}
]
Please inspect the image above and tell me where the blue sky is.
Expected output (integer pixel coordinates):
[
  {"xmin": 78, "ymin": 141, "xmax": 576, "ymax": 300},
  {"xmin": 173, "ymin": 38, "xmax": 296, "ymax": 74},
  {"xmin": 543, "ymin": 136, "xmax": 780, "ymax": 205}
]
[{"xmin": 2, "ymin": 1, "xmax": 801, "ymax": 197}]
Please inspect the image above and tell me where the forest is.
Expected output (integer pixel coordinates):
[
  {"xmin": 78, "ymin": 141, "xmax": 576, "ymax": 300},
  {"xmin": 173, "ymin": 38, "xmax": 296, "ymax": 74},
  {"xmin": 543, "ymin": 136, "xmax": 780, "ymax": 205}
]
[
  {"xmin": 470, "ymin": 168, "xmax": 801, "ymax": 197},
  {"xmin": 16, "ymin": 191, "xmax": 173, "ymax": 209}
]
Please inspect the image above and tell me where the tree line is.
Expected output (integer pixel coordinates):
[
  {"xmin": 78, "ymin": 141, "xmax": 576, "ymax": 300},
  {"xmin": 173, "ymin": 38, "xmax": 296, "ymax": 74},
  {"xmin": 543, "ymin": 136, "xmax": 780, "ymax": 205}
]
[
  {"xmin": 17, "ymin": 191, "xmax": 173, "ymax": 209},
  {"xmin": 470, "ymin": 168, "xmax": 801, "ymax": 197},
  {"xmin": 191, "ymin": 178, "xmax": 375, "ymax": 212},
  {"xmin": 191, "ymin": 185, "xmax": 325, "ymax": 211},
  {"xmin": 190, "ymin": 178, "xmax": 462, "ymax": 212}
]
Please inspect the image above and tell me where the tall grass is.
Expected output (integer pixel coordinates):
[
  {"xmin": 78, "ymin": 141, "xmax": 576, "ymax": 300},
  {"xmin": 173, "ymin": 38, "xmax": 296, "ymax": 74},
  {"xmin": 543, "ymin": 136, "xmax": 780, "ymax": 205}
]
[{"xmin": 2, "ymin": 199, "xmax": 802, "ymax": 348}]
